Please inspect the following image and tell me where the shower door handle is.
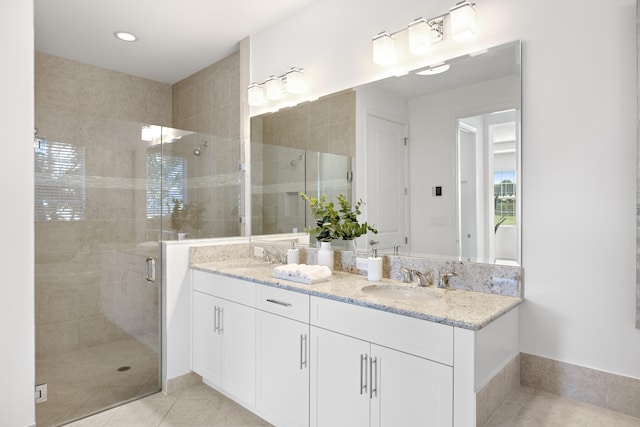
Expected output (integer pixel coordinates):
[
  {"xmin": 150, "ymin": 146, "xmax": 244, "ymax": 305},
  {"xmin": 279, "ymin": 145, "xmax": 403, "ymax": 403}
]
[{"xmin": 145, "ymin": 257, "xmax": 156, "ymax": 283}]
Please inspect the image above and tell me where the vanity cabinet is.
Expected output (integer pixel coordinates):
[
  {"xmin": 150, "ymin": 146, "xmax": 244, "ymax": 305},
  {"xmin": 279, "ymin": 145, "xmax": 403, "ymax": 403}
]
[
  {"xmin": 255, "ymin": 285, "xmax": 311, "ymax": 427},
  {"xmin": 310, "ymin": 297, "xmax": 453, "ymax": 427},
  {"xmin": 192, "ymin": 271, "xmax": 256, "ymax": 408},
  {"xmin": 191, "ymin": 268, "xmax": 520, "ymax": 427}
]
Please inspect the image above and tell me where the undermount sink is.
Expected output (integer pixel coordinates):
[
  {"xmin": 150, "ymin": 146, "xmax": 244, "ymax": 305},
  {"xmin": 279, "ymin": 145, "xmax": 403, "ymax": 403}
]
[{"xmin": 361, "ymin": 284, "xmax": 443, "ymax": 302}]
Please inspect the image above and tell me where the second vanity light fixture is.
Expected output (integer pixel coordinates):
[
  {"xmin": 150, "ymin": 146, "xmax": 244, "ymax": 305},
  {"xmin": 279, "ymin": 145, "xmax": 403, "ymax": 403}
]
[
  {"xmin": 372, "ymin": 0, "xmax": 476, "ymax": 66},
  {"xmin": 248, "ymin": 67, "xmax": 306, "ymax": 107}
]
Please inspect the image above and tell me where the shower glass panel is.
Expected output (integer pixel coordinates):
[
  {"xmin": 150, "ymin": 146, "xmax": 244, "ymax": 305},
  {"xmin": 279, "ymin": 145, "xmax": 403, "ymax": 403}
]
[
  {"xmin": 34, "ymin": 110, "xmax": 242, "ymax": 426},
  {"xmin": 250, "ymin": 142, "xmax": 352, "ymax": 236}
]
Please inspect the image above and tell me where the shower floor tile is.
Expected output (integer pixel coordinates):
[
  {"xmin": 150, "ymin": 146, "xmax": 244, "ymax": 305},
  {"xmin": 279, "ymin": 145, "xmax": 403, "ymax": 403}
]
[{"xmin": 36, "ymin": 335, "xmax": 160, "ymax": 427}]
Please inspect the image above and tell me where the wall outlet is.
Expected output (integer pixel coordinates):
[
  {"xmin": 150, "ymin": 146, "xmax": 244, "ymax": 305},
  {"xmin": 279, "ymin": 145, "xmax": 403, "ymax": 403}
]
[
  {"xmin": 356, "ymin": 257, "xmax": 368, "ymax": 271},
  {"xmin": 35, "ymin": 384, "xmax": 47, "ymax": 403},
  {"xmin": 253, "ymin": 246, "xmax": 264, "ymax": 258}
]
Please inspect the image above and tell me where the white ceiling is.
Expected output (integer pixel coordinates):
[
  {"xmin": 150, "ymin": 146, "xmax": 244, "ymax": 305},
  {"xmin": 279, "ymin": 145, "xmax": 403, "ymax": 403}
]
[{"xmin": 34, "ymin": 0, "xmax": 317, "ymax": 84}]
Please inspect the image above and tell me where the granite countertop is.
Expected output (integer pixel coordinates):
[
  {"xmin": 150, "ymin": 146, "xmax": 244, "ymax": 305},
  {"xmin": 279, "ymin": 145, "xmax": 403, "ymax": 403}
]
[{"xmin": 191, "ymin": 259, "xmax": 522, "ymax": 331}]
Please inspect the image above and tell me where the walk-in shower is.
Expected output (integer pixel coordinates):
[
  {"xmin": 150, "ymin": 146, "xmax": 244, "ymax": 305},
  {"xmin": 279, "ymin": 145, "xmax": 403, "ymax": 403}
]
[{"xmin": 34, "ymin": 112, "xmax": 242, "ymax": 426}]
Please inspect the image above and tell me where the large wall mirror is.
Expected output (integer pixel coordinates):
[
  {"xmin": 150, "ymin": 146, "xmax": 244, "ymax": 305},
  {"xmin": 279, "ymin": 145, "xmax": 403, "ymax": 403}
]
[{"xmin": 251, "ymin": 41, "xmax": 521, "ymax": 266}]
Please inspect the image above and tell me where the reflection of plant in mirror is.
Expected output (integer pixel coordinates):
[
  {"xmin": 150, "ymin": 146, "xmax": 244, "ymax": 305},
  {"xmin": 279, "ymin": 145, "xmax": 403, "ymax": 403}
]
[
  {"xmin": 301, "ymin": 193, "xmax": 378, "ymax": 242},
  {"xmin": 168, "ymin": 198, "xmax": 204, "ymax": 231}
]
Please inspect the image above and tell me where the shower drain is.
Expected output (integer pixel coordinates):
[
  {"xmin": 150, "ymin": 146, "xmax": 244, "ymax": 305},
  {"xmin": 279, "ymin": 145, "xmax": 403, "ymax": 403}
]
[{"xmin": 117, "ymin": 366, "xmax": 131, "ymax": 372}]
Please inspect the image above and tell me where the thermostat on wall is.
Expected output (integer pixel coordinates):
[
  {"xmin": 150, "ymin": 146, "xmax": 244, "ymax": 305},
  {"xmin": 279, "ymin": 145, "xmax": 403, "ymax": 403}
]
[{"xmin": 433, "ymin": 186, "xmax": 442, "ymax": 197}]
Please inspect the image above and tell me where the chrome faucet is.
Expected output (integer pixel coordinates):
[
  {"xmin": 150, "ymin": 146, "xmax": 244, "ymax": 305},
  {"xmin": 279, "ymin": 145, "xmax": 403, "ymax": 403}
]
[
  {"xmin": 439, "ymin": 272, "xmax": 457, "ymax": 289},
  {"xmin": 399, "ymin": 267, "xmax": 412, "ymax": 283},
  {"xmin": 411, "ymin": 270, "xmax": 432, "ymax": 287}
]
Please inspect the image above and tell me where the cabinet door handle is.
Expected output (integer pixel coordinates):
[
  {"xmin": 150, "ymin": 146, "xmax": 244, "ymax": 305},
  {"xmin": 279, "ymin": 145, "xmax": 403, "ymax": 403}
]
[
  {"xmin": 219, "ymin": 307, "xmax": 224, "ymax": 334},
  {"xmin": 370, "ymin": 356, "xmax": 378, "ymax": 398},
  {"xmin": 266, "ymin": 298, "xmax": 292, "ymax": 307},
  {"xmin": 360, "ymin": 354, "xmax": 368, "ymax": 395},
  {"xmin": 213, "ymin": 306, "xmax": 219, "ymax": 333},
  {"xmin": 300, "ymin": 334, "xmax": 308, "ymax": 369}
]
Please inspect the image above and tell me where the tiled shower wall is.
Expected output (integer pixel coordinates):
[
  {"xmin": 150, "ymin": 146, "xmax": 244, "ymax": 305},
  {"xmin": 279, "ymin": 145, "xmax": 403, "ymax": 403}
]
[
  {"xmin": 251, "ymin": 91, "xmax": 356, "ymax": 235},
  {"xmin": 34, "ymin": 50, "xmax": 243, "ymax": 359},
  {"xmin": 35, "ymin": 52, "xmax": 173, "ymax": 358}
]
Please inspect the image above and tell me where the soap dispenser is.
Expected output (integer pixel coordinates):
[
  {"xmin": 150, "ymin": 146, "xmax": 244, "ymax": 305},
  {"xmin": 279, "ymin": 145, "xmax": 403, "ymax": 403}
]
[
  {"xmin": 367, "ymin": 249, "xmax": 382, "ymax": 282},
  {"xmin": 287, "ymin": 241, "xmax": 300, "ymax": 265}
]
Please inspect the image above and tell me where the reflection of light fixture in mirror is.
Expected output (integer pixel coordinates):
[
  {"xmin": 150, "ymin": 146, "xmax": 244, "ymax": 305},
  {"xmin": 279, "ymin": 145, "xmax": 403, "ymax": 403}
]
[
  {"xmin": 248, "ymin": 67, "xmax": 307, "ymax": 108},
  {"xmin": 372, "ymin": 1, "xmax": 475, "ymax": 66},
  {"xmin": 416, "ymin": 63, "xmax": 450, "ymax": 75},
  {"xmin": 373, "ymin": 32, "xmax": 396, "ymax": 66},
  {"xmin": 265, "ymin": 76, "xmax": 284, "ymax": 100},
  {"xmin": 285, "ymin": 68, "xmax": 306, "ymax": 94},
  {"xmin": 408, "ymin": 18, "xmax": 432, "ymax": 55},
  {"xmin": 450, "ymin": 1, "xmax": 476, "ymax": 42},
  {"xmin": 141, "ymin": 125, "xmax": 153, "ymax": 141},
  {"xmin": 114, "ymin": 31, "xmax": 138, "ymax": 42},
  {"xmin": 248, "ymin": 84, "xmax": 265, "ymax": 107}
]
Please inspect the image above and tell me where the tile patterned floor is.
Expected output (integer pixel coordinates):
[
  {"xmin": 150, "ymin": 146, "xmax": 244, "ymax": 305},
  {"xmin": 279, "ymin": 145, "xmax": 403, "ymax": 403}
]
[
  {"xmin": 36, "ymin": 335, "xmax": 160, "ymax": 427},
  {"xmin": 65, "ymin": 383, "xmax": 272, "ymax": 427},
  {"xmin": 64, "ymin": 382, "xmax": 640, "ymax": 427}
]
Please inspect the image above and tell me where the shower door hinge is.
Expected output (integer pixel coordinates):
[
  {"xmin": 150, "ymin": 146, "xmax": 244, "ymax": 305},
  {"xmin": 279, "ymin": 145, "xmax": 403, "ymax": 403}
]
[
  {"xmin": 404, "ymin": 138, "xmax": 408, "ymax": 146},
  {"xmin": 238, "ymin": 216, "xmax": 245, "ymax": 224},
  {"xmin": 35, "ymin": 384, "xmax": 47, "ymax": 403},
  {"xmin": 347, "ymin": 171, "xmax": 353, "ymax": 182},
  {"xmin": 238, "ymin": 162, "xmax": 246, "ymax": 171}
]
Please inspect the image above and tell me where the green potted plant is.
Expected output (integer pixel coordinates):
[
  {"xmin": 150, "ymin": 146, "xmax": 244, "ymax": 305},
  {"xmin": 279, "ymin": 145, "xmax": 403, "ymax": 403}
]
[{"xmin": 300, "ymin": 192, "xmax": 378, "ymax": 244}]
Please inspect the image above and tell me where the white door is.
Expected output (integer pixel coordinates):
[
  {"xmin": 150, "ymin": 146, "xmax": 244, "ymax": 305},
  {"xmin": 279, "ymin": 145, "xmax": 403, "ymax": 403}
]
[
  {"xmin": 310, "ymin": 326, "xmax": 370, "ymax": 427},
  {"xmin": 370, "ymin": 344, "xmax": 453, "ymax": 427},
  {"xmin": 220, "ymin": 299, "xmax": 256, "ymax": 407},
  {"xmin": 365, "ymin": 115, "xmax": 407, "ymax": 251},
  {"xmin": 256, "ymin": 311, "xmax": 310, "ymax": 427},
  {"xmin": 192, "ymin": 291, "xmax": 222, "ymax": 385},
  {"xmin": 458, "ymin": 124, "xmax": 478, "ymax": 259}
]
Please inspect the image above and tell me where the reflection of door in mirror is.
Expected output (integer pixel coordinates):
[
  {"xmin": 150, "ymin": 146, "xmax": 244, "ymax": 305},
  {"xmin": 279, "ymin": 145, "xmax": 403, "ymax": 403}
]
[
  {"xmin": 458, "ymin": 122, "xmax": 479, "ymax": 260},
  {"xmin": 457, "ymin": 109, "xmax": 519, "ymax": 264},
  {"xmin": 366, "ymin": 114, "xmax": 407, "ymax": 252}
]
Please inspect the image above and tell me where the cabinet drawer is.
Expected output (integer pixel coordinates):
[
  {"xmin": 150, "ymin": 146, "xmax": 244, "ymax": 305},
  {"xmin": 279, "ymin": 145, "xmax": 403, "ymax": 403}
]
[
  {"xmin": 310, "ymin": 296, "xmax": 453, "ymax": 365},
  {"xmin": 257, "ymin": 285, "xmax": 310, "ymax": 323},
  {"xmin": 192, "ymin": 269, "xmax": 257, "ymax": 307}
]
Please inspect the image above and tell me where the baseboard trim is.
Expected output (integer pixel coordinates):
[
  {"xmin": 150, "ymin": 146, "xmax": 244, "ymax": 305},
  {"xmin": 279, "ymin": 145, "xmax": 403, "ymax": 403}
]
[{"xmin": 520, "ymin": 353, "xmax": 640, "ymax": 419}]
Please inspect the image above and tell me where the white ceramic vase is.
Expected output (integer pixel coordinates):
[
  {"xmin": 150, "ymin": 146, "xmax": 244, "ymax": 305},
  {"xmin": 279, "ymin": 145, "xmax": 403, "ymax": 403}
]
[{"xmin": 317, "ymin": 241, "xmax": 334, "ymax": 272}]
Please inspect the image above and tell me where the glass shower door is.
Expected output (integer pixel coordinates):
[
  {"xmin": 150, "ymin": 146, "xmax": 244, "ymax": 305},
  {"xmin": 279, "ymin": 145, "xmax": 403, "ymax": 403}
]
[{"xmin": 34, "ymin": 114, "xmax": 163, "ymax": 426}]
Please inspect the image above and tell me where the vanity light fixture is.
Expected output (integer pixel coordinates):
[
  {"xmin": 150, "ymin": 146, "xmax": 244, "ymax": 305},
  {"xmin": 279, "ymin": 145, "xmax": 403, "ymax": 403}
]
[
  {"xmin": 265, "ymin": 76, "xmax": 284, "ymax": 100},
  {"xmin": 449, "ymin": 1, "xmax": 476, "ymax": 42},
  {"xmin": 247, "ymin": 67, "xmax": 306, "ymax": 107},
  {"xmin": 373, "ymin": 32, "xmax": 396, "ymax": 66},
  {"xmin": 372, "ymin": 1, "xmax": 475, "ymax": 66}
]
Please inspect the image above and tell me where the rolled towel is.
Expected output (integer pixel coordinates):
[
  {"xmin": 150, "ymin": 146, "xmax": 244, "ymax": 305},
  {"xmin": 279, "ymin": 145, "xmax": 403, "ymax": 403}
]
[{"xmin": 300, "ymin": 265, "xmax": 332, "ymax": 281}]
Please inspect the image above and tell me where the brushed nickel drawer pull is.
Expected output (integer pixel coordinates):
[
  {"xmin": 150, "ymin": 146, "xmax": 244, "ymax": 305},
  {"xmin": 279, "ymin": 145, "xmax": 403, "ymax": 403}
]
[{"xmin": 266, "ymin": 298, "xmax": 292, "ymax": 307}]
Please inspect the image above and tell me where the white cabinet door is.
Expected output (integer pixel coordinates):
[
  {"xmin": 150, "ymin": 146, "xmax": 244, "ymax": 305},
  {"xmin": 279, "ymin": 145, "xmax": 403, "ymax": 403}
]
[
  {"xmin": 310, "ymin": 326, "xmax": 370, "ymax": 427},
  {"xmin": 192, "ymin": 289, "xmax": 255, "ymax": 408},
  {"xmin": 256, "ymin": 311, "xmax": 309, "ymax": 427},
  {"xmin": 192, "ymin": 290, "xmax": 222, "ymax": 384},
  {"xmin": 370, "ymin": 344, "xmax": 453, "ymax": 427},
  {"xmin": 220, "ymin": 299, "xmax": 255, "ymax": 407}
]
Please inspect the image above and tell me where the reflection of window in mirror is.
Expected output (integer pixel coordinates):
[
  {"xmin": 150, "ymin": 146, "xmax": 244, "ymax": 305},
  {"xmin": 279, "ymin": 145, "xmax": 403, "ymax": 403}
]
[
  {"xmin": 34, "ymin": 139, "xmax": 86, "ymax": 221},
  {"xmin": 494, "ymin": 170, "xmax": 516, "ymax": 230}
]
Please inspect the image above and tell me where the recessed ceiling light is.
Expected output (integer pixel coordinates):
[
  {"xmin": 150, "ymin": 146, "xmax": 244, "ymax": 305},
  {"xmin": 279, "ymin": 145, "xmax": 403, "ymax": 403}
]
[
  {"xmin": 114, "ymin": 31, "xmax": 138, "ymax": 42},
  {"xmin": 415, "ymin": 64, "xmax": 450, "ymax": 76}
]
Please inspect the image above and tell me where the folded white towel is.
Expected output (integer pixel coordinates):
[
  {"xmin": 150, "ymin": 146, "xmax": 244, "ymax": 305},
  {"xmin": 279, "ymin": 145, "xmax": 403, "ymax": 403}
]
[{"xmin": 273, "ymin": 264, "xmax": 332, "ymax": 282}]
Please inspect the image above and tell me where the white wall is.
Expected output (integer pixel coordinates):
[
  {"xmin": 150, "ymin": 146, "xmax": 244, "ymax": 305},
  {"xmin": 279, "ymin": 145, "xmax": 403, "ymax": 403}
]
[
  {"xmin": 252, "ymin": 0, "xmax": 640, "ymax": 379},
  {"xmin": 1, "ymin": 0, "xmax": 35, "ymax": 426}
]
